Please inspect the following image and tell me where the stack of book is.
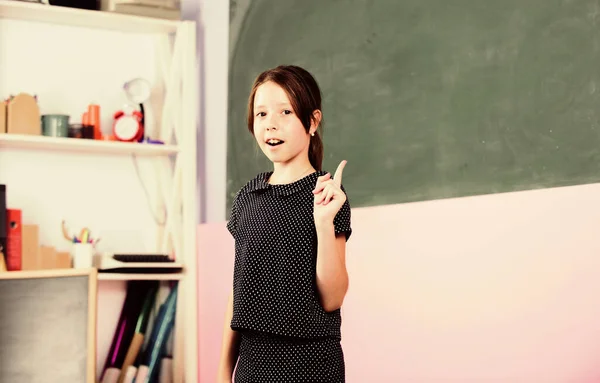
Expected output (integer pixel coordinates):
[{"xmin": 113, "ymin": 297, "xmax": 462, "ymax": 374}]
[{"xmin": 100, "ymin": 280, "xmax": 178, "ymax": 383}]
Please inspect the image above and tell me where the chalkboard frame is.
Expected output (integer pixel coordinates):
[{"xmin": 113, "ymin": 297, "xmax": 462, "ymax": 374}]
[{"xmin": 0, "ymin": 268, "xmax": 98, "ymax": 383}]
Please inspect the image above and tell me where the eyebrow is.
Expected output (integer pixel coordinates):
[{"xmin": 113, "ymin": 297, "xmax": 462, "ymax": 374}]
[{"xmin": 254, "ymin": 102, "xmax": 291, "ymax": 109}]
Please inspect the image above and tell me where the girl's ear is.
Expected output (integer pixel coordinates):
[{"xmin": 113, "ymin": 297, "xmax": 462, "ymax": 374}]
[{"xmin": 309, "ymin": 109, "xmax": 322, "ymax": 135}]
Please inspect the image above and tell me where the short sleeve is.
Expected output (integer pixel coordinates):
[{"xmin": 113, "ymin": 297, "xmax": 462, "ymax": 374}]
[
  {"xmin": 333, "ymin": 185, "xmax": 352, "ymax": 241},
  {"xmin": 226, "ymin": 194, "xmax": 239, "ymax": 238}
]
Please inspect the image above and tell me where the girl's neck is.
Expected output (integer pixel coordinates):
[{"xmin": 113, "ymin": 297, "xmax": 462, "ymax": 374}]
[{"xmin": 269, "ymin": 161, "xmax": 315, "ymax": 185}]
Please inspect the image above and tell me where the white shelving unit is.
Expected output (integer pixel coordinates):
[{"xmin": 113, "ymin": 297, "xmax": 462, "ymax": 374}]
[{"xmin": 0, "ymin": 1, "xmax": 198, "ymax": 382}]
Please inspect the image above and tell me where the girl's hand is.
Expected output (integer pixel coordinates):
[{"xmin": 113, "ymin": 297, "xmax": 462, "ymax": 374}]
[{"xmin": 313, "ymin": 160, "xmax": 347, "ymax": 226}]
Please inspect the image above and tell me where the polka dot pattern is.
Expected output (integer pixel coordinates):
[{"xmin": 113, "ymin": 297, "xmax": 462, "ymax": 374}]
[
  {"xmin": 233, "ymin": 330, "xmax": 345, "ymax": 383},
  {"xmin": 227, "ymin": 170, "xmax": 352, "ymax": 340}
]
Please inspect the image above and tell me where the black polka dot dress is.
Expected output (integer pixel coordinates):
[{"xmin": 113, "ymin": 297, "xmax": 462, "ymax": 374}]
[{"xmin": 227, "ymin": 170, "xmax": 352, "ymax": 383}]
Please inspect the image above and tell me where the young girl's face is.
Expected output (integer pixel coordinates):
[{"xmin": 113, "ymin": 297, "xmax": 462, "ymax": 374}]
[{"xmin": 252, "ymin": 81, "xmax": 313, "ymax": 168}]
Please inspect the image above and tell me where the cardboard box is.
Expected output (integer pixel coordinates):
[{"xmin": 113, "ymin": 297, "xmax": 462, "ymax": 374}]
[
  {"xmin": 21, "ymin": 224, "xmax": 40, "ymax": 270},
  {"xmin": 6, "ymin": 93, "xmax": 41, "ymax": 135},
  {"xmin": 39, "ymin": 245, "xmax": 56, "ymax": 270},
  {"xmin": 0, "ymin": 100, "xmax": 6, "ymax": 133},
  {"xmin": 55, "ymin": 252, "xmax": 72, "ymax": 269}
]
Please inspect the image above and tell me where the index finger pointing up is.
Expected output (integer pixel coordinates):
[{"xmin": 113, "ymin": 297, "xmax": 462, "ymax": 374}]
[{"xmin": 333, "ymin": 160, "xmax": 347, "ymax": 186}]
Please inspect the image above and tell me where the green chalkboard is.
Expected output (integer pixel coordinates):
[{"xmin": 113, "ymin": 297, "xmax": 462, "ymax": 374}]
[{"xmin": 227, "ymin": 0, "xmax": 600, "ymax": 211}]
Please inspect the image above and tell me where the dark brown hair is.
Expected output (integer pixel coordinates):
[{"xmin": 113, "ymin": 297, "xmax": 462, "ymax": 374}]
[{"xmin": 246, "ymin": 65, "xmax": 324, "ymax": 171}]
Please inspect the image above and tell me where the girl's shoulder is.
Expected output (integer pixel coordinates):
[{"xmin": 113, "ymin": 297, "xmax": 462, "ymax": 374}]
[
  {"xmin": 230, "ymin": 171, "xmax": 272, "ymax": 206},
  {"xmin": 237, "ymin": 171, "xmax": 272, "ymax": 195}
]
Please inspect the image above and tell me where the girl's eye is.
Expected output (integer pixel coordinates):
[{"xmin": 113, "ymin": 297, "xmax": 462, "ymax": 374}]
[
  {"xmin": 256, "ymin": 112, "xmax": 266, "ymax": 117},
  {"xmin": 283, "ymin": 110, "xmax": 292, "ymax": 115}
]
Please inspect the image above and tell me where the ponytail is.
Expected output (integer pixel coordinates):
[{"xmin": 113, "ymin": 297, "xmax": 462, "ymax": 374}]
[{"xmin": 309, "ymin": 130, "xmax": 324, "ymax": 171}]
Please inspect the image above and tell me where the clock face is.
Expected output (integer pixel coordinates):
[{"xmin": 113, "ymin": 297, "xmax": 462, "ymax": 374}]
[{"xmin": 114, "ymin": 115, "xmax": 140, "ymax": 141}]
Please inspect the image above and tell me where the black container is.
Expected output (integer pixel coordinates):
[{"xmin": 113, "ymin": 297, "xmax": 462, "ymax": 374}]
[
  {"xmin": 68, "ymin": 124, "xmax": 95, "ymax": 139},
  {"xmin": 49, "ymin": 0, "xmax": 99, "ymax": 11}
]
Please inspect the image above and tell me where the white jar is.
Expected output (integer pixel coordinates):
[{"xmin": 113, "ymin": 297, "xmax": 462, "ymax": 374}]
[{"xmin": 70, "ymin": 243, "xmax": 94, "ymax": 269}]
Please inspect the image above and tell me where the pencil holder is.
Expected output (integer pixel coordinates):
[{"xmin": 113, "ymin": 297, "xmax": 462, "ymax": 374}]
[{"xmin": 71, "ymin": 243, "xmax": 94, "ymax": 269}]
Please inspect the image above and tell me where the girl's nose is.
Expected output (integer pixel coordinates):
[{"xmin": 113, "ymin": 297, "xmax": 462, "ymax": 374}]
[{"xmin": 266, "ymin": 116, "xmax": 277, "ymax": 131}]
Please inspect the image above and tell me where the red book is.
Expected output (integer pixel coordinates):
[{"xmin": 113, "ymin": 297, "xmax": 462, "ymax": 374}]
[{"xmin": 6, "ymin": 209, "xmax": 22, "ymax": 271}]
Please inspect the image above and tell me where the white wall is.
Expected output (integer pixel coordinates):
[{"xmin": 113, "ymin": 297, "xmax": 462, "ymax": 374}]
[{"xmin": 183, "ymin": 0, "xmax": 229, "ymax": 223}]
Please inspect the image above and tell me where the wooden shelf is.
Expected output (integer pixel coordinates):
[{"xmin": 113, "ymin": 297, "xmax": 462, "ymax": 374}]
[
  {"xmin": 0, "ymin": 133, "xmax": 178, "ymax": 156},
  {"xmin": 98, "ymin": 272, "xmax": 183, "ymax": 281},
  {"xmin": 0, "ymin": 269, "xmax": 183, "ymax": 281},
  {"xmin": 0, "ymin": 267, "xmax": 96, "ymax": 280},
  {"xmin": 0, "ymin": 0, "xmax": 179, "ymax": 34}
]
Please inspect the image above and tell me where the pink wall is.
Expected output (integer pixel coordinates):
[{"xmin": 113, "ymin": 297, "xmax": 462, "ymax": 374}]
[{"xmin": 197, "ymin": 182, "xmax": 600, "ymax": 382}]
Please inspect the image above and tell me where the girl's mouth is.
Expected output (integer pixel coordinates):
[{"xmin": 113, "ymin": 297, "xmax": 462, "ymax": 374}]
[{"xmin": 266, "ymin": 139, "xmax": 284, "ymax": 146}]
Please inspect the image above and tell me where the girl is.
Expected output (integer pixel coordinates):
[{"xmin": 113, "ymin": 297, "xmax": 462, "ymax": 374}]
[{"xmin": 217, "ymin": 65, "xmax": 352, "ymax": 383}]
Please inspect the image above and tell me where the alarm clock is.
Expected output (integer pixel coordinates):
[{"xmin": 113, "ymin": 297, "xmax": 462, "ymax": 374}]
[{"xmin": 113, "ymin": 107, "xmax": 144, "ymax": 142}]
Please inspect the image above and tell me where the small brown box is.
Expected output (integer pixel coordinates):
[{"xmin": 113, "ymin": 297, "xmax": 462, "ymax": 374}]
[
  {"xmin": 6, "ymin": 93, "xmax": 41, "ymax": 135},
  {"xmin": 40, "ymin": 245, "xmax": 56, "ymax": 270},
  {"xmin": 0, "ymin": 100, "xmax": 6, "ymax": 133},
  {"xmin": 21, "ymin": 224, "xmax": 40, "ymax": 270},
  {"xmin": 55, "ymin": 252, "xmax": 72, "ymax": 269}
]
